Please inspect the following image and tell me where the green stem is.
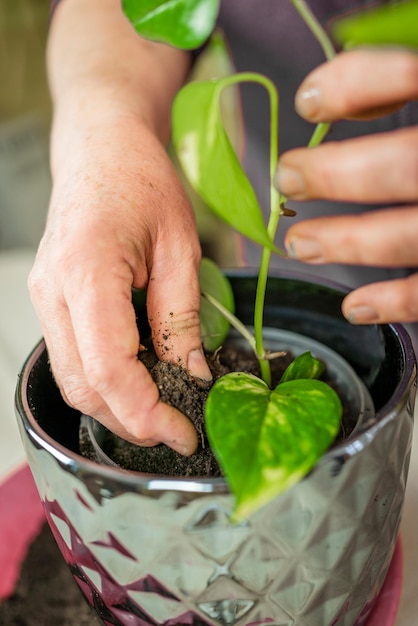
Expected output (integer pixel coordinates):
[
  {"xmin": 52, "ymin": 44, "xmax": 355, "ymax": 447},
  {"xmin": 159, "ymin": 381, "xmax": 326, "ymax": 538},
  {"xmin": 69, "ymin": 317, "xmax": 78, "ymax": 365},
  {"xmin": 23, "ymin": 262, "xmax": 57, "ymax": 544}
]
[
  {"xmin": 215, "ymin": 7, "xmax": 337, "ymax": 385},
  {"xmin": 201, "ymin": 291, "xmax": 257, "ymax": 352},
  {"xmin": 289, "ymin": 1, "xmax": 336, "ymax": 152},
  {"xmin": 308, "ymin": 121, "xmax": 331, "ymax": 148},
  {"xmin": 289, "ymin": 0, "xmax": 336, "ymax": 61},
  {"xmin": 218, "ymin": 72, "xmax": 281, "ymax": 387}
]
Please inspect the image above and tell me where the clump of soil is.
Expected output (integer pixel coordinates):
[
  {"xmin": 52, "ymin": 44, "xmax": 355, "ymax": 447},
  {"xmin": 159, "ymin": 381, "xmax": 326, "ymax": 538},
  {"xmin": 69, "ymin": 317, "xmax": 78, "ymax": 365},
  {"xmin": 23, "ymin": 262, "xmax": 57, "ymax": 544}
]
[{"xmin": 80, "ymin": 340, "xmax": 352, "ymax": 475}]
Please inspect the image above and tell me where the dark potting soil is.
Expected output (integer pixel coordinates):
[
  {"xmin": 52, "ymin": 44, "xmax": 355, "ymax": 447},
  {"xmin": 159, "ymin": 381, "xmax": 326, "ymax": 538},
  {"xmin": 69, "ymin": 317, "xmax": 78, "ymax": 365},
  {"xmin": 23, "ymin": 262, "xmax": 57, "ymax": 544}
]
[
  {"xmin": 79, "ymin": 341, "xmax": 354, "ymax": 474},
  {"xmin": 0, "ymin": 524, "xmax": 98, "ymax": 626}
]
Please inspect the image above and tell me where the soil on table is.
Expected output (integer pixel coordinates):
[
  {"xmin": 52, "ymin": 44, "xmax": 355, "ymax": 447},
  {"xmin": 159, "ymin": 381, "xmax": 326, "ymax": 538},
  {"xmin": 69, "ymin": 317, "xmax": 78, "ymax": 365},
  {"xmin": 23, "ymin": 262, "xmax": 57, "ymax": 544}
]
[
  {"xmin": 0, "ymin": 523, "xmax": 98, "ymax": 626},
  {"xmin": 79, "ymin": 340, "xmax": 353, "ymax": 474}
]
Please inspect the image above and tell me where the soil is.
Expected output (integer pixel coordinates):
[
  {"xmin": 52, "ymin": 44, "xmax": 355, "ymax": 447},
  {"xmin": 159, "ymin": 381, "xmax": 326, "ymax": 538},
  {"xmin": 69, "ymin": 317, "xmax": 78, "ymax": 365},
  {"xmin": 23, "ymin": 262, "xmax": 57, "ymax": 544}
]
[
  {"xmin": 0, "ymin": 524, "xmax": 97, "ymax": 626},
  {"xmin": 79, "ymin": 340, "xmax": 352, "ymax": 474}
]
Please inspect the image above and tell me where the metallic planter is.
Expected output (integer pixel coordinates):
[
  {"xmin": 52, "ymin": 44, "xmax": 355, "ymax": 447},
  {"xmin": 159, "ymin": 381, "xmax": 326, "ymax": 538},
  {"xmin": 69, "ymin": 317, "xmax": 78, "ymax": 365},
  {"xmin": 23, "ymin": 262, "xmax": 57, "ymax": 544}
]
[{"xmin": 15, "ymin": 271, "xmax": 416, "ymax": 626}]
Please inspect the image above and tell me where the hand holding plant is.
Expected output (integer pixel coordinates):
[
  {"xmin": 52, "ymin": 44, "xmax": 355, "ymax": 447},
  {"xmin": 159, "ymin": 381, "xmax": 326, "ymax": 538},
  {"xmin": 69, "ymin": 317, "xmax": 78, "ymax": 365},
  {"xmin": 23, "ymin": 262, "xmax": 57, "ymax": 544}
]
[{"xmin": 122, "ymin": 0, "xmax": 418, "ymax": 519}]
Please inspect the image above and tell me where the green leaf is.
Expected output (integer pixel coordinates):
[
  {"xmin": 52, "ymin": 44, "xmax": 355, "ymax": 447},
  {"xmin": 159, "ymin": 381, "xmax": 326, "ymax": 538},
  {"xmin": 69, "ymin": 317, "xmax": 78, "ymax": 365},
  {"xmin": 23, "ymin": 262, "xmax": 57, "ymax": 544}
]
[
  {"xmin": 199, "ymin": 258, "xmax": 235, "ymax": 351},
  {"xmin": 172, "ymin": 80, "xmax": 278, "ymax": 251},
  {"xmin": 191, "ymin": 30, "xmax": 244, "ymax": 157},
  {"xmin": 280, "ymin": 351, "xmax": 325, "ymax": 384},
  {"xmin": 333, "ymin": 0, "xmax": 418, "ymax": 50},
  {"xmin": 122, "ymin": 0, "xmax": 220, "ymax": 49},
  {"xmin": 206, "ymin": 373, "xmax": 342, "ymax": 521}
]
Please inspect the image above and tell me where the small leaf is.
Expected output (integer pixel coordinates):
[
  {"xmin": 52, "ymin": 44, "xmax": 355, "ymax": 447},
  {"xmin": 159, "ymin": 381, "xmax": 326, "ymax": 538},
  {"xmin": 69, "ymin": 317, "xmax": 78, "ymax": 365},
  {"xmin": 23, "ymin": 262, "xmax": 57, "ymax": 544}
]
[
  {"xmin": 172, "ymin": 80, "xmax": 278, "ymax": 251},
  {"xmin": 206, "ymin": 373, "xmax": 342, "ymax": 521},
  {"xmin": 122, "ymin": 0, "xmax": 220, "ymax": 49},
  {"xmin": 279, "ymin": 351, "xmax": 324, "ymax": 383},
  {"xmin": 333, "ymin": 0, "xmax": 418, "ymax": 50},
  {"xmin": 199, "ymin": 258, "xmax": 235, "ymax": 351}
]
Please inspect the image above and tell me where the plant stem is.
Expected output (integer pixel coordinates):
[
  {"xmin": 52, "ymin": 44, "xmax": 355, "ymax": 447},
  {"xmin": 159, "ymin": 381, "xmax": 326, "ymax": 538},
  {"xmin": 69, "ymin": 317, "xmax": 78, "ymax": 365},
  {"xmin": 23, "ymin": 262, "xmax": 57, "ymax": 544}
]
[
  {"xmin": 202, "ymin": 291, "xmax": 257, "ymax": 351},
  {"xmin": 218, "ymin": 72, "xmax": 282, "ymax": 387},
  {"xmin": 215, "ymin": 3, "xmax": 337, "ymax": 385},
  {"xmin": 289, "ymin": 0, "xmax": 336, "ymax": 61},
  {"xmin": 289, "ymin": 1, "xmax": 335, "ymax": 151},
  {"xmin": 308, "ymin": 121, "xmax": 331, "ymax": 147}
]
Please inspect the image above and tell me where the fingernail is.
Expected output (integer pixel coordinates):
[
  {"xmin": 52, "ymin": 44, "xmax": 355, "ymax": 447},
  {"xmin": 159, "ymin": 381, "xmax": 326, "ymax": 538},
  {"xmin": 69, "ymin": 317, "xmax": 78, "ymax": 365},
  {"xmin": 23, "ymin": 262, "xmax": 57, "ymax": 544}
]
[
  {"xmin": 187, "ymin": 348, "xmax": 212, "ymax": 381},
  {"xmin": 274, "ymin": 165, "xmax": 306, "ymax": 198},
  {"xmin": 286, "ymin": 236, "xmax": 324, "ymax": 262},
  {"xmin": 347, "ymin": 306, "xmax": 379, "ymax": 325},
  {"xmin": 295, "ymin": 85, "xmax": 321, "ymax": 120}
]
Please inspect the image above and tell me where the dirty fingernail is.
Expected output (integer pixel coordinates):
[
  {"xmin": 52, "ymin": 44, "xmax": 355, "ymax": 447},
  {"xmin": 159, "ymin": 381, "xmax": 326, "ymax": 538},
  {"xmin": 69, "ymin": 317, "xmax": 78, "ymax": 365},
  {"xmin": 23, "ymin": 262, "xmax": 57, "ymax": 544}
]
[
  {"xmin": 286, "ymin": 236, "xmax": 324, "ymax": 262},
  {"xmin": 295, "ymin": 85, "xmax": 321, "ymax": 120},
  {"xmin": 347, "ymin": 306, "xmax": 379, "ymax": 325},
  {"xmin": 188, "ymin": 348, "xmax": 212, "ymax": 381},
  {"xmin": 274, "ymin": 165, "xmax": 306, "ymax": 198}
]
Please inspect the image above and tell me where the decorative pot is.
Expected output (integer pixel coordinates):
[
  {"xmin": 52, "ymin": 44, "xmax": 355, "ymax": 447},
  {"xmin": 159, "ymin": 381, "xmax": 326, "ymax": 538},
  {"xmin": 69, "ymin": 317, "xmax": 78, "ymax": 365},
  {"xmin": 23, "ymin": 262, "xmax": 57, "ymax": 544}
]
[{"xmin": 15, "ymin": 270, "xmax": 416, "ymax": 626}]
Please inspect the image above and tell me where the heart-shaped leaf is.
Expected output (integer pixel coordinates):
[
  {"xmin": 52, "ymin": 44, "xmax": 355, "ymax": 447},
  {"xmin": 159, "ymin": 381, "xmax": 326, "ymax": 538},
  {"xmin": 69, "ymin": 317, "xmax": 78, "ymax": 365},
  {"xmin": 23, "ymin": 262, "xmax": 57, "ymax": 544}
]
[
  {"xmin": 172, "ymin": 80, "xmax": 278, "ymax": 251},
  {"xmin": 333, "ymin": 0, "xmax": 418, "ymax": 50},
  {"xmin": 199, "ymin": 257, "xmax": 235, "ymax": 351},
  {"xmin": 206, "ymin": 373, "xmax": 342, "ymax": 521},
  {"xmin": 122, "ymin": 0, "xmax": 220, "ymax": 49}
]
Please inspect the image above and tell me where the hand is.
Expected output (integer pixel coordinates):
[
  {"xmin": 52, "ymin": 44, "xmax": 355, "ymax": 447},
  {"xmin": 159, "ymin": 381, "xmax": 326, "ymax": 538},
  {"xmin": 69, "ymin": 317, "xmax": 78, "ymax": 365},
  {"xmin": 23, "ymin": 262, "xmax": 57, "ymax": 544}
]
[
  {"xmin": 275, "ymin": 49, "xmax": 418, "ymax": 324},
  {"xmin": 29, "ymin": 114, "xmax": 211, "ymax": 456}
]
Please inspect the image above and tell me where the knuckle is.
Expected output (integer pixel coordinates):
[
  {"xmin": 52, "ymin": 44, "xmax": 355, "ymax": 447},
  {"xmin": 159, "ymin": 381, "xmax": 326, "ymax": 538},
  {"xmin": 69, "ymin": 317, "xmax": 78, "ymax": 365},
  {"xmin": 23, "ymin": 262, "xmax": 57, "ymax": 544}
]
[
  {"xmin": 310, "ymin": 145, "xmax": 340, "ymax": 197},
  {"xmin": 391, "ymin": 129, "xmax": 418, "ymax": 198},
  {"xmin": 127, "ymin": 421, "xmax": 157, "ymax": 442},
  {"xmin": 404, "ymin": 135, "xmax": 418, "ymax": 197},
  {"xmin": 118, "ymin": 400, "xmax": 161, "ymax": 443},
  {"xmin": 27, "ymin": 266, "xmax": 47, "ymax": 301},
  {"xmin": 396, "ymin": 53, "xmax": 418, "ymax": 95},
  {"xmin": 83, "ymin": 356, "xmax": 118, "ymax": 397},
  {"xmin": 169, "ymin": 310, "xmax": 201, "ymax": 337},
  {"xmin": 59, "ymin": 373, "xmax": 98, "ymax": 413},
  {"xmin": 403, "ymin": 276, "xmax": 418, "ymax": 319}
]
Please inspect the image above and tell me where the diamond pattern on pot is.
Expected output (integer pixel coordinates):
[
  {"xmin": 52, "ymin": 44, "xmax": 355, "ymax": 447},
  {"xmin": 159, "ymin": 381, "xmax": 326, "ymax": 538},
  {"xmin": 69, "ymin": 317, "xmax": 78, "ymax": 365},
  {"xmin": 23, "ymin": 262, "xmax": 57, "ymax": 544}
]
[
  {"xmin": 184, "ymin": 503, "xmax": 250, "ymax": 563},
  {"xmin": 142, "ymin": 541, "xmax": 215, "ymax": 597},
  {"xmin": 128, "ymin": 591, "xmax": 193, "ymax": 624},
  {"xmin": 197, "ymin": 599, "xmax": 255, "ymax": 626},
  {"xmin": 229, "ymin": 536, "xmax": 287, "ymax": 594},
  {"xmin": 197, "ymin": 578, "xmax": 257, "ymax": 625},
  {"xmin": 269, "ymin": 565, "xmax": 327, "ymax": 615}
]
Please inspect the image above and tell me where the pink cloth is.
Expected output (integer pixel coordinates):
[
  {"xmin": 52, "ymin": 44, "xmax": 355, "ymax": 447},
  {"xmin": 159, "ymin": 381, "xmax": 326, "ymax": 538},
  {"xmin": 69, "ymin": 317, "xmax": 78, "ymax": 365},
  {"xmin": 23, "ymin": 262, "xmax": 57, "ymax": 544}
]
[{"xmin": 0, "ymin": 464, "xmax": 45, "ymax": 600}]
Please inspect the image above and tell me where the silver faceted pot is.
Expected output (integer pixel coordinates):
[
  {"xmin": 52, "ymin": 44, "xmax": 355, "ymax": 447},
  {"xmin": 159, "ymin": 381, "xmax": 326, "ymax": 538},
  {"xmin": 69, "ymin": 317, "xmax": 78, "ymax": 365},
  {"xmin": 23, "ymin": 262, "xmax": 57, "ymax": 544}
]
[{"xmin": 15, "ymin": 270, "xmax": 416, "ymax": 626}]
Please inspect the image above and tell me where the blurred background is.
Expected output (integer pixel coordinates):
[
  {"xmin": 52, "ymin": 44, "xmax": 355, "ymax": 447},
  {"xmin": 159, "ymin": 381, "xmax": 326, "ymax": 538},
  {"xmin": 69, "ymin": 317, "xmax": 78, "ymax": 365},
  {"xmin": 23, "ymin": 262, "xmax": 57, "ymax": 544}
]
[
  {"xmin": 0, "ymin": 0, "xmax": 50, "ymax": 250},
  {"xmin": 0, "ymin": 0, "xmax": 48, "ymax": 476}
]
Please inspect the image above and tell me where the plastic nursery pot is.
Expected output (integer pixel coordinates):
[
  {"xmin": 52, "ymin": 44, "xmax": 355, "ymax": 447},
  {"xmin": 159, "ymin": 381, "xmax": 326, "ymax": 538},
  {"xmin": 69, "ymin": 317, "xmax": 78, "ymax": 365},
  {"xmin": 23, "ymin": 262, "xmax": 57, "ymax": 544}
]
[
  {"xmin": 15, "ymin": 270, "xmax": 416, "ymax": 626},
  {"xmin": 85, "ymin": 326, "xmax": 375, "ymax": 467}
]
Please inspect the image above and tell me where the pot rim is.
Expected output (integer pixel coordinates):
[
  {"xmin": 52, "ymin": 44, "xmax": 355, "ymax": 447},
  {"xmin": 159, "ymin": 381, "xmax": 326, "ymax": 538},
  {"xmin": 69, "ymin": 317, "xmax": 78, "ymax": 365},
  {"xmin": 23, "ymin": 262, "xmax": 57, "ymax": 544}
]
[{"xmin": 15, "ymin": 269, "xmax": 417, "ymax": 494}]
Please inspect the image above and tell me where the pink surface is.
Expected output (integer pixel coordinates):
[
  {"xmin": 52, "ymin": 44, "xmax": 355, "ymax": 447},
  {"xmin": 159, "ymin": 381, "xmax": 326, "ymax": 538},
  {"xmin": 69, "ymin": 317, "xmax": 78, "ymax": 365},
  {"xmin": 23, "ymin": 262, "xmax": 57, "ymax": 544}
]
[
  {"xmin": 366, "ymin": 539, "xmax": 403, "ymax": 626},
  {"xmin": 0, "ymin": 465, "xmax": 403, "ymax": 624},
  {"xmin": 0, "ymin": 463, "xmax": 45, "ymax": 599}
]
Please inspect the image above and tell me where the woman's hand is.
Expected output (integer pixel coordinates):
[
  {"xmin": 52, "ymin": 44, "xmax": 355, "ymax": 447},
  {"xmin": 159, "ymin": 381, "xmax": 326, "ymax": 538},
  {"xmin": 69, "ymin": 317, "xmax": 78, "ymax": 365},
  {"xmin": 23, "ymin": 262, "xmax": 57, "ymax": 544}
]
[{"xmin": 275, "ymin": 49, "xmax": 418, "ymax": 324}]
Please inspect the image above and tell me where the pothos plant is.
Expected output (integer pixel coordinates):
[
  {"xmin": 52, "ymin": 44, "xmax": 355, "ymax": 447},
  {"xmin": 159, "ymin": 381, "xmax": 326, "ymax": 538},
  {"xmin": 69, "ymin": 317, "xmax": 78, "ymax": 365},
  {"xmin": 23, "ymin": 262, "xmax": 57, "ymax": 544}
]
[{"xmin": 122, "ymin": 0, "xmax": 418, "ymax": 521}]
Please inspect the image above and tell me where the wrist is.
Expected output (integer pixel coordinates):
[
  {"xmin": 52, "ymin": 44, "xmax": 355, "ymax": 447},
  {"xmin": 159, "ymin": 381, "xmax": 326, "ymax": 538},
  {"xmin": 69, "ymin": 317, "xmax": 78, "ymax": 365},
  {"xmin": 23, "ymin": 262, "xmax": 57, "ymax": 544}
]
[{"xmin": 48, "ymin": 0, "xmax": 191, "ymax": 143}]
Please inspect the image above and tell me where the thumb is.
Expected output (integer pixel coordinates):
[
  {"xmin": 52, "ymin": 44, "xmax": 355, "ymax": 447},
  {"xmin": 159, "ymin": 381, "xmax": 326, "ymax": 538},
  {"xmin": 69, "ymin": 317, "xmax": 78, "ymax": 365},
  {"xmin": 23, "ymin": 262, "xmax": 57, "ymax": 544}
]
[{"xmin": 146, "ymin": 255, "xmax": 212, "ymax": 382}]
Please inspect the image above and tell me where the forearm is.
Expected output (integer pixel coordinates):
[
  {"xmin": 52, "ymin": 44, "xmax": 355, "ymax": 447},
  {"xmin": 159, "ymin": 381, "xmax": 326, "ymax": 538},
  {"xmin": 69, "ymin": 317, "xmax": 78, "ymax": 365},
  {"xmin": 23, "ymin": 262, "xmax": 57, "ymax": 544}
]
[{"xmin": 47, "ymin": 0, "xmax": 191, "ymax": 173}]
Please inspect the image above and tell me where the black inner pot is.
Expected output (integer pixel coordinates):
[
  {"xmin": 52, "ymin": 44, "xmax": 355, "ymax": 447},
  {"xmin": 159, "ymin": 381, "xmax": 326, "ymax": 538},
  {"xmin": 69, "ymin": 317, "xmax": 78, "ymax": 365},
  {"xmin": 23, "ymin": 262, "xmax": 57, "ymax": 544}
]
[{"xmin": 23, "ymin": 271, "xmax": 412, "ymax": 457}]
